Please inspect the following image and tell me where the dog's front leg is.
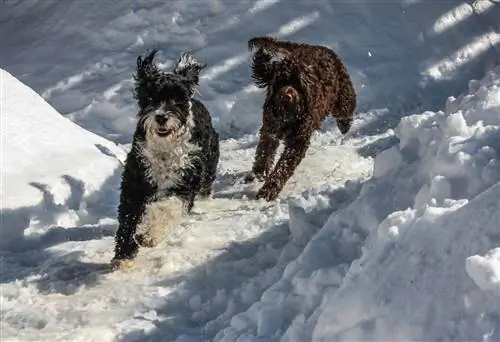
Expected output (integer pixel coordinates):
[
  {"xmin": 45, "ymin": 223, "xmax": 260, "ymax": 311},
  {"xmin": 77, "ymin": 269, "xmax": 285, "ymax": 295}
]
[
  {"xmin": 112, "ymin": 194, "xmax": 148, "ymax": 269},
  {"xmin": 245, "ymin": 126, "xmax": 279, "ymax": 183},
  {"xmin": 178, "ymin": 158, "xmax": 204, "ymax": 212},
  {"xmin": 133, "ymin": 196, "xmax": 185, "ymax": 248},
  {"xmin": 256, "ymin": 135, "xmax": 311, "ymax": 201}
]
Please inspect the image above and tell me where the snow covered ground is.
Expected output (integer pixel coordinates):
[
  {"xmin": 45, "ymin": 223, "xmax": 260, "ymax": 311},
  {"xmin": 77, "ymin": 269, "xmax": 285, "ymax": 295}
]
[
  {"xmin": 1, "ymin": 0, "xmax": 499, "ymax": 143},
  {"xmin": 1, "ymin": 1, "xmax": 500, "ymax": 341}
]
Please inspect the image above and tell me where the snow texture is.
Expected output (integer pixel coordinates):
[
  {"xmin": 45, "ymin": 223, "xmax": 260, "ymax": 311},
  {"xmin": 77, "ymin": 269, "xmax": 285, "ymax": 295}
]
[{"xmin": 1, "ymin": 1, "xmax": 500, "ymax": 341}]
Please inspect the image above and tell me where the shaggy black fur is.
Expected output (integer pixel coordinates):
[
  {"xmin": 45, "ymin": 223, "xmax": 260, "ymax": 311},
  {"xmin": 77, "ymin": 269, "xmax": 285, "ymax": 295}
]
[{"xmin": 112, "ymin": 50, "xmax": 220, "ymax": 263}]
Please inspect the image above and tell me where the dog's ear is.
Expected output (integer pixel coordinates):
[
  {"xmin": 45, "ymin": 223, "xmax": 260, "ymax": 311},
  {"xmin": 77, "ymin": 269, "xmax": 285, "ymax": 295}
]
[
  {"xmin": 248, "ymin": 36, "xmax": 293, "ymax": 58},
  {"xmin": 289, "ymin": 62, "xmax": 302, "ymax": 81},
  {"xmin": 171, "ymin": 52, "xmax": 206, "ymax": 97},
  {"xmin": 133, "ymin": 49, "xmax": 164, "ymax": 109},
  {"xmin": 248, "ymin": 36, "xmax": 278, "ymax": 51},
  {"xmin": 250, "ymin": 47, "xmax": 275, "ymax": 88},
  {"xmin": 136, "ymin": 49, "xmax": 158, "ymax": 71}
]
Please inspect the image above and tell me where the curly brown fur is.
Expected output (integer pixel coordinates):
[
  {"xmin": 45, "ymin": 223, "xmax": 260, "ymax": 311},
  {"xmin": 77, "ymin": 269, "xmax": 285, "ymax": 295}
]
[{"xmin": 245, "ymin": 36, "xmax": 356, "ymax": 201}]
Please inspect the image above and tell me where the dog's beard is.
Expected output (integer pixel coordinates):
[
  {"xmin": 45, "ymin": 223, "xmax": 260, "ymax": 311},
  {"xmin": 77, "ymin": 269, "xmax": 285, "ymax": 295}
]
[
  {"xmin": 141, "ymin": 113, "xmax": 181, "ymax": 143},
  {"xmin": 140, "ymin": 101, "xmax": 193, "ymax": 143},
  {"xmin": 137, "ymin": 102, "xmax": 200, "ymax": 189}
]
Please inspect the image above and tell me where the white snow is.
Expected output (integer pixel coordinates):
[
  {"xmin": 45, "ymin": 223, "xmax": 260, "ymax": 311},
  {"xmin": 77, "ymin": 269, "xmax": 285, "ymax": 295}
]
[
  {"xmin": 2, "ymin": 0, "xmax": 499, "ymax": 142},
  {"xmin": 0, "ymin": 69, "xmax": 126, "ymax": 250},
  {"xmin": 1, "ymin": 1, "xmax": 500, "ymax": 341}
]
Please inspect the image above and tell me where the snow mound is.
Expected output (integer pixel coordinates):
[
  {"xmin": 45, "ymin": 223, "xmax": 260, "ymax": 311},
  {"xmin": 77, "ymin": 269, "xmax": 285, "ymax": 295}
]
[
  {"xmin": 213, "ymin": 67, "xmax": 500, "ymax": 341},
  {"xmin": 0, "ymin": 69, "xmax": 125, "ymax": 250}
]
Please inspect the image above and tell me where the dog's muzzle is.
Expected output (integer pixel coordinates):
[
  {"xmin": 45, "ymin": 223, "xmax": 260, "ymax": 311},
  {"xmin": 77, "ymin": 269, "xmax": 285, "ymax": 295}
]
[
  {"xmin": 277, "ymin": 86, "xmax": 301, "ymax": 113},
  {"xmin": 279, "ymin": 86, "xmax": 299, "ymax": 102},
  {"xmin": 154, "ymin": 114, "xmax": 178, "ymax": 137}
]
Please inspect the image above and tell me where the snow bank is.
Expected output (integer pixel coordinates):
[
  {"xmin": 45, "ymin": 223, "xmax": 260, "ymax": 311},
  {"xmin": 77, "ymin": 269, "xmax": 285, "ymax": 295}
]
[
  {"xmin": 214, "ymin": 66, "xmax": 500, "ymax": 341},
  {"xmin": 0, "ymin": 69, "xmax": 125, "ymax": 250}
]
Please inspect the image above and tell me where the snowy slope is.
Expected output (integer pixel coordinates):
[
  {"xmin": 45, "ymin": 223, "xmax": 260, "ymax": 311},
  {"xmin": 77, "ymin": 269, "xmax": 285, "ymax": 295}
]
[
  {"xmin": 0, "ymin": 68, "xmax": 126, "ymax": 250},
  {"xmin": 1, "ymin": 1, "xmax": 500, "ymax": 341}
]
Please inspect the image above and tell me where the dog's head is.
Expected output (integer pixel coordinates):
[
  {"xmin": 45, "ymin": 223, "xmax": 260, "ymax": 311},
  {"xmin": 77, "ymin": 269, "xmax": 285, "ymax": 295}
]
[
  {"xmin": 270, "ymin": 58, "xmax": 307, "ymax": 115},
  {"xmin": 248, "ymin": 41, "xmax": 307, "ymax": 116},
  {"xmin": 133, "ymin": 50, "xmax": 206, "ymax": 142}
]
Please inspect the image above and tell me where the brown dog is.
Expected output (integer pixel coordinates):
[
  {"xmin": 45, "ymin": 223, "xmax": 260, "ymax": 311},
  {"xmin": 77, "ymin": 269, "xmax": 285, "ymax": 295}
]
[{"xmin": 245, "ymin": 36, "xmax": 356, "ymax": 201}]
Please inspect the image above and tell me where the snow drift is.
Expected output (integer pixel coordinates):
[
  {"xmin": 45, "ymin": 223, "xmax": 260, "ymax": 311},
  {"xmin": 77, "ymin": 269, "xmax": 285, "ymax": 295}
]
[
  {"xmin": 0, "ymin": 68, "xmax": 125, "ymax": 250},
  {"xmin": 213, "ymin": 66, "xmax": 500, "ymax": 341}
]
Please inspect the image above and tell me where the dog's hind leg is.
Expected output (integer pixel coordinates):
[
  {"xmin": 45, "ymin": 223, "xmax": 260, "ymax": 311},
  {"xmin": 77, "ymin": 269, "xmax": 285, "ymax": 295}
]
[
  {"xmin": 333, "ymin": 73, "xmax": 356, "ymax": 135},
  {"xmin": 133, "ymin": 196, "xmax": 185, "ymax": 248},
  {"xmin": 199, "ymin": 136, "xmax": 220, "ymax": 199}
]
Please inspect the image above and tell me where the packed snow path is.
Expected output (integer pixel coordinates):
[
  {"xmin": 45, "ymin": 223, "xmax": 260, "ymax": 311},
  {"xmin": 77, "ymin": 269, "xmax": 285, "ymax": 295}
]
[{"xmin": 1, "ymin": 128, "xmax": 373, "ymax": 341}]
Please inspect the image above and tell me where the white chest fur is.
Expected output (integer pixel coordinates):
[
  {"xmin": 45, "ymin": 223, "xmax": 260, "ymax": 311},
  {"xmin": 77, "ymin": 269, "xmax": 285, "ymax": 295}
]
[{"xmin": 139, "ymin": 128, "xmax": 201, "ymax": 190}]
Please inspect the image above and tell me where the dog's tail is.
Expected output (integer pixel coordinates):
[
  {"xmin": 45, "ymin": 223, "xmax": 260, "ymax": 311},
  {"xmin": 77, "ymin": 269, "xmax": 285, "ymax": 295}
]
[
  {"xmin": 136, "ymin": 49, "xmax": 161, "ymax": 79},
  {"xmin": 171, "ymin": 52, "xmax": 206, "ymax": 95}
]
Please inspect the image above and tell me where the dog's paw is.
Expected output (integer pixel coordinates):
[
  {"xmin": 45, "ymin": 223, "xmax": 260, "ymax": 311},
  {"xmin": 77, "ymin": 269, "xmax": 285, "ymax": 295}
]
[
  {"xmin": 110, "ymin": 258, "xmax": 136, "ymax": 271},
  {"xmin": 197, "ymin": 194, "xmax": 212, "ymax": 201},
  {"xmin": 256, "ymin": 180, "xmax": 281, "ymax": 201},
  {"xmin": 243, "ymin": 172, "xmax": 256, "ymax": 183},
  {"xmin": 243, "ymin": 171, "xmax": 265, "ymax": 184},
  {"xmin": 198, "ymin": 188, "xmax": 213, "ymax": 200},
  {"xmin": 134, "ymin": 233, "xmax": 161, "ymax": 248}
]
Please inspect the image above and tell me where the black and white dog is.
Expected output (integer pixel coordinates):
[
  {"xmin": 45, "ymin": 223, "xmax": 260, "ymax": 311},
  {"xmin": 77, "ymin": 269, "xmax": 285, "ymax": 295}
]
[{"xmin": 111, "ymin": 50, "xmax": 220, "ymax": 269}]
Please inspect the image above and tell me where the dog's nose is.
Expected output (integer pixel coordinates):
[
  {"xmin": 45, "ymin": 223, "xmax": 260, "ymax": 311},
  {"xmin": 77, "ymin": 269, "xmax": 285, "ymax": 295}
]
[
  {"xmin": 155, "ymin": 115, "xmax": 167, "ymax": 125},
  {"xmin": 285, "ymin": 89, "xmax": 295, "ymax": 99},
  {"xmin": 281, "ymin": 92, "xmax": 293, "ymax": 102}
]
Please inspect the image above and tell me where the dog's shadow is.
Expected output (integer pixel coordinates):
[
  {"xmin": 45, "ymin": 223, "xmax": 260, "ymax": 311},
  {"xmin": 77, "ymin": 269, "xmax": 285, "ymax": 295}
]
[
  {"xmin": 1, "ymin": 247, "xmax": 114, "ymax": 295},
  {"xmin": 213, "ymin": 185, "xmax": 258, "ymax": 200},
  {"xmin": 211, "ymin": 171, "xmax": 259, "ymax": 200},
  {"xmin": 34, "ymin": 253, "xmax": 114, "ymax": 295}
]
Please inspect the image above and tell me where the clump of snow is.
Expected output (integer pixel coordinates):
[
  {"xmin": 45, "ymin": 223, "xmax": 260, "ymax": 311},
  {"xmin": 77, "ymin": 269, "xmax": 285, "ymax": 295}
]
[
  {"xmin": 0, "ymin": 68, "xmax": 125, "ymax": 250},
  {"xmin": 214, "ymin": 66, "xmax": 500, "ymax": 341},
  {"xmin": 466, "ymin": 247, "xmax": 500, "ymax": 295}
]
